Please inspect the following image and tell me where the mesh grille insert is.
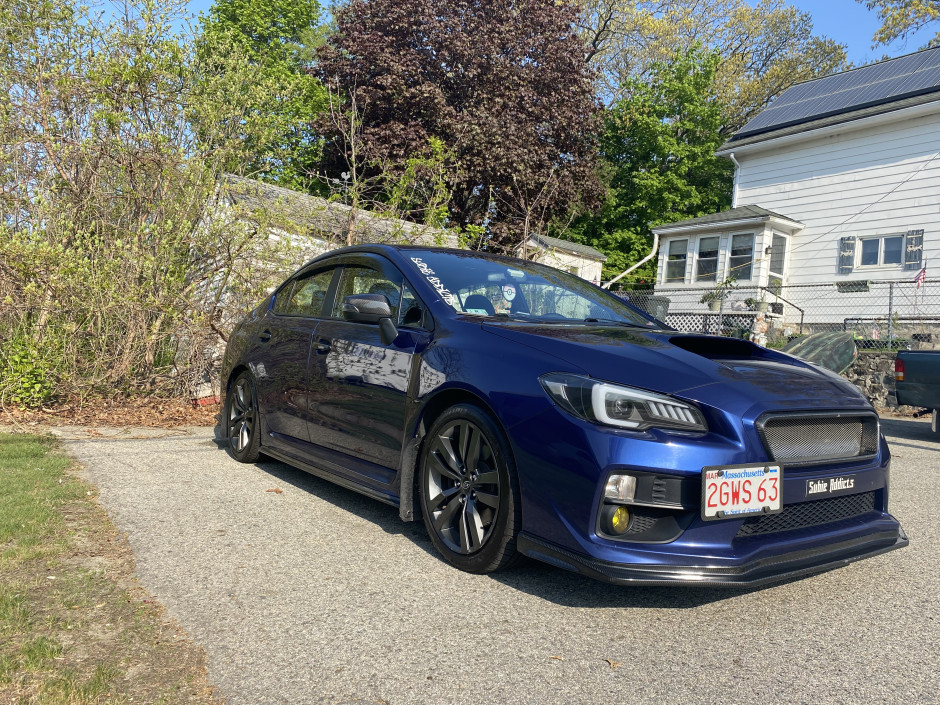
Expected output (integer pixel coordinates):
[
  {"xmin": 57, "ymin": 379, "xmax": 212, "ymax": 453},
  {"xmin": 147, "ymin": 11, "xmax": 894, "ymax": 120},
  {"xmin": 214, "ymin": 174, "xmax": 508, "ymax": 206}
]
[
  {"xmin": 759, "ymin": 413, "xmax": 879, "ymax": 466},
  {"xmin": 736, "ymin": 491, "xmax": 876, "ymax": 537}
]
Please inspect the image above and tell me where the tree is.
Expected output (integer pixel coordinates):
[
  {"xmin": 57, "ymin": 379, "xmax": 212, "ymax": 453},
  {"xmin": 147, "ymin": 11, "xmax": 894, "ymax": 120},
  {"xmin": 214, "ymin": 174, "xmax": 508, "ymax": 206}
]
[
  {"xmin": 861, "ymin": 0, "xmax": 940, "ymax": 46},
  {"xmin": 197, "ymin": 0, "xmax": 328, "ymax": 189},
  {"xmin": 569, "ymin": 47, "xmax": 734, "ymax": 283},
  {"xmin": 578, "ymin": 0, "xmax": 847, "ymax": 132},
  {"xmin": 315, "ymin": 0, "xmax": 603, "ymax": 251},
  {"xmin": 0, "ymin": 0, "xmax": 309, "ymax": 405}
]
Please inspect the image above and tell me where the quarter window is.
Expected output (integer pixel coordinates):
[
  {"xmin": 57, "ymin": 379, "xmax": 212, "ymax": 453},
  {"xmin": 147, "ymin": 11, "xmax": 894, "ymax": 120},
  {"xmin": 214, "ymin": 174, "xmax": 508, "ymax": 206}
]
[
  {"xmin": 399, "ymin": 281, "xmax": 427, "ymax": 328},
  {"xmin": 665, "ymin": 239, "xmax": 688, "ymax": 283}
]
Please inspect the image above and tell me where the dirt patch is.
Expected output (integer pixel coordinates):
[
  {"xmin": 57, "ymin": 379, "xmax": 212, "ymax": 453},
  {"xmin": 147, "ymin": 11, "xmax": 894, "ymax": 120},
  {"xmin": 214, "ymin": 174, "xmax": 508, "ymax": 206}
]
[{"xmin": 2, "ymin": 397, "xmax": 220, "ymax": 430}]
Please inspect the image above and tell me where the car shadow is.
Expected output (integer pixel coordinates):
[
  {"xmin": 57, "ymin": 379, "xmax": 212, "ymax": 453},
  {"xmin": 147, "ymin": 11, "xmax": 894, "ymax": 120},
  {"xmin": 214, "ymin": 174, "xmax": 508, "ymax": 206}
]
[
  {"xmin": 880, "ymin": 416, "xmax": 940, "ymax": 449},
  {"xmin": 486, "ymin": 558, "xmax": 811, "ymax": 608},
  {"xmin": 216, "ymin": 443, "xmax": 791, "ymax": 609},
  {"xmin": 252, "ymin": 454, "xmax": 432, "ymax": 542}
]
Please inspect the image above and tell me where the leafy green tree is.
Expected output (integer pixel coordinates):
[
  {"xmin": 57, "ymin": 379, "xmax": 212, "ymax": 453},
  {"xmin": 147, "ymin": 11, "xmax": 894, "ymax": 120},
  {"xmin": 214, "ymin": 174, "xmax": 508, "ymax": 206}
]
[
  {"xmin": 570, "ymin": 47, "xmax": 733, "ymax": 282},
  {"xmin": 315, "ymin": 0, "xmax": 603, "ymax": 251},
  {"xmin": 578, "ymin": 0, "xmax": 847, "ymax": 132},
  {"xmin": 860, "ymin": 0, "xmax": 940, "ymax": 46},
  {"xmin": 198, "ymin": 0, "xmax": 328, "ymax": 189},
  {"xmin": 0, "ymin": 0, "xmax": 309, "ymax": 404}
]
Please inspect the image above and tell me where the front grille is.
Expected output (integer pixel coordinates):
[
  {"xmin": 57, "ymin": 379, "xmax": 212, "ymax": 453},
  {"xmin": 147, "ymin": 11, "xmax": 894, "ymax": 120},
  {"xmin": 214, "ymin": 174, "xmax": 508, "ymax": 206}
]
[
  {"xmin": 736, "ymin": 491, "xmax": 876, "ymax": 537},
  {"xmin": 758, "ymin": 413, "xmax": 879, "ymax": 466}
]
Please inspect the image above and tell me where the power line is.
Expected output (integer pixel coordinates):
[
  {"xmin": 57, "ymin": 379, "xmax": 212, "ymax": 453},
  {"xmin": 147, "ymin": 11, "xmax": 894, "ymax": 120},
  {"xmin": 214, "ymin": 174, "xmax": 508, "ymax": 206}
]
[{"xmin": 789, "ymin": 150, "xmax": 940, "ymax": 255}]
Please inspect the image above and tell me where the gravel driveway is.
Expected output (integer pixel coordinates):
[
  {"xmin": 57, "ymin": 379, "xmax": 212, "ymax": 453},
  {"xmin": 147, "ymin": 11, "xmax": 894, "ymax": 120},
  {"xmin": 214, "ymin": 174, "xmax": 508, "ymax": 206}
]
[{"xmin": 60, "ymin": 417, "xmax": 939, "ymax": 705}]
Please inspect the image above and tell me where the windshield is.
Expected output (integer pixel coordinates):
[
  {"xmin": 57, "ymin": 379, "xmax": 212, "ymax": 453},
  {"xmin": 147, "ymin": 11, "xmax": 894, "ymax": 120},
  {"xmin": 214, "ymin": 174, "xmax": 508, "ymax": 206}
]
[{"xmin": 405, "ymin": 250, "xmax": 660, "ymax": 327}]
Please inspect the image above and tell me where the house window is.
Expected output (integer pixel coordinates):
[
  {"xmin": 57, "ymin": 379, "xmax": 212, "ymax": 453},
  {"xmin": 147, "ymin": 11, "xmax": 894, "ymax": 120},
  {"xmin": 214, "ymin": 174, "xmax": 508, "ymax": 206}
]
[
  {"xmin": 768, "ymin": 233, "xmax": 787, "ymax": 291},
  {"xmin": 729, "ymin": 234, "xmax": 754, "ymax": 281},
  {"xmin": 665, "ymin": 239, "xmax": 688, "ymax": 282},
  {"xmin": 840, "ymin": 231, "xmax": 923, "ymax": 273},
  {"xmin": 859, "ymin": 235, "xmax": 904, "ymax": 266},
  {"xmin": 696, "ymin": 236, "xmax": 719, "ymax": 282}
]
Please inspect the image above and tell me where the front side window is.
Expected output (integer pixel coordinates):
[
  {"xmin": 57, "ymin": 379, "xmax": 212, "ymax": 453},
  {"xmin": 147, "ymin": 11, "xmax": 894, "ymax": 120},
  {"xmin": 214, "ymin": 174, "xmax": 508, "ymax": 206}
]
[
  {"xmin": 729, "ymin": 233, "xmax": 754, "ymax": 281},
  {"xmin": 696, "ymin": 236, "xmax": 719, "ymax": 282},
  {"xmin": 331, "ymin": 265, "xmax": 404, "ymax": 321},
  {"xmin": 666, "ymin": 239, "xmax": 688, "ymax": 283}
]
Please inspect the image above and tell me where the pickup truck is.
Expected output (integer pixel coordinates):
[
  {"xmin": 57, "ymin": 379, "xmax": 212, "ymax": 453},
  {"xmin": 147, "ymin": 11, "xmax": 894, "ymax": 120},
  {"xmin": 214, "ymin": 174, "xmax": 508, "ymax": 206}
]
[{"xmin": 895, "ymin": 349, "xmax": 940, "ymax": 431}]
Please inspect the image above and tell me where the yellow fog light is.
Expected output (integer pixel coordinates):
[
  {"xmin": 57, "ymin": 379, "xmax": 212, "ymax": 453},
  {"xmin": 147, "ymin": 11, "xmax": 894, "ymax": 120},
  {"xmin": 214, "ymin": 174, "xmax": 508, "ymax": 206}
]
[{"xmin": 602, "ymin": 504, "xmax": 631, "ymax": 536}]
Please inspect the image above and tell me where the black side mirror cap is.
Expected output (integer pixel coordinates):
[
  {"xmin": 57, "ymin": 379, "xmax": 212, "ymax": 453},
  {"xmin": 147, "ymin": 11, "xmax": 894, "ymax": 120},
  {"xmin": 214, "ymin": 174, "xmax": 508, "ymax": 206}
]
[
  {"xmin": 342, "ymin": 294, "xmax": 393, "ymax": 323},
  {"xmin": 342, "ymin": 293, "xmax": 400, "ymax": 344},
  {"xmin": 379, "ymin": 318, "xmax": 398, "ymax": 345}
]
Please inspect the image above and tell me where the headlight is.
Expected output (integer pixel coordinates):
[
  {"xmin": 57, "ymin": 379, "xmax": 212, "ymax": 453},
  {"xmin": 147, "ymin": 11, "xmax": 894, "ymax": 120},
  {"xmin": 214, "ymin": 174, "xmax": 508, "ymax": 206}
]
[{"xmin": 539, "ymin": 373, "xmax": 707, "ymax": 433}]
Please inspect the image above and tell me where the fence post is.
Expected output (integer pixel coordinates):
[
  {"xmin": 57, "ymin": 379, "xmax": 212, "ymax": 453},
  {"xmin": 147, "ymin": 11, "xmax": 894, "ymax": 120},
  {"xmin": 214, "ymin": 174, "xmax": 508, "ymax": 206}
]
[{"xmin": 887, "ymin": 282, "xmax": 894, "ymax": 345}]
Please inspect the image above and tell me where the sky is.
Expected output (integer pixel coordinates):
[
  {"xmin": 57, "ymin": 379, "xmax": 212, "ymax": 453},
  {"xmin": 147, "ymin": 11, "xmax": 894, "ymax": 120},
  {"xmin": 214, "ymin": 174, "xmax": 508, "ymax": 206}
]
[
  {"xmin": 169, "ymin": 0, "xmax": 937, "ymax": 67},
  {"xmin": 786, "ymin": 0, "xmax": 937, "ymax": 65}
]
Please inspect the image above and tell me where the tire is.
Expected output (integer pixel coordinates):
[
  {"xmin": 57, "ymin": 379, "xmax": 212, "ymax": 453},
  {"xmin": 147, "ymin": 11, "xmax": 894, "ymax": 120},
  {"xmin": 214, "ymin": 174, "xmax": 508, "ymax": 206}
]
[
  {"xmin": 418, "ymin": 404, "xmax": 521, "ymax": 573},
  {"xmin": 224, "ymin": 371, "xmax": 261, "ymax": 463}
]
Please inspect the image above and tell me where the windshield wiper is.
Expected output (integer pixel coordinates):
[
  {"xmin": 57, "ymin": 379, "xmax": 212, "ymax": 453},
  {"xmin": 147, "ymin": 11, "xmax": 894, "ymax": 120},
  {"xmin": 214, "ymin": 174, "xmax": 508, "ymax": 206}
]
[{"xmin": 584, "ymin": 317, "xmax": 657, "ymax": 328}]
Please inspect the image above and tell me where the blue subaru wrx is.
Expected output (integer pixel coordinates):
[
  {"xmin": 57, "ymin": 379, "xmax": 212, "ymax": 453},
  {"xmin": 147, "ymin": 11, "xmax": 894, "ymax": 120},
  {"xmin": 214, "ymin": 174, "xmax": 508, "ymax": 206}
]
[{"xmin": 219, "ymin": 245, "xmax": 907, "ymax": 586}]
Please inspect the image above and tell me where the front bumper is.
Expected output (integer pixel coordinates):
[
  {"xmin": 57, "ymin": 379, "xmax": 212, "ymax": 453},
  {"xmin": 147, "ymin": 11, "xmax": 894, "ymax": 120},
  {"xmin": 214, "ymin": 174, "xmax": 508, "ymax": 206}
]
[{"xmin": 518, "ymin": 526, "xmax": 908, "ymax": 587}]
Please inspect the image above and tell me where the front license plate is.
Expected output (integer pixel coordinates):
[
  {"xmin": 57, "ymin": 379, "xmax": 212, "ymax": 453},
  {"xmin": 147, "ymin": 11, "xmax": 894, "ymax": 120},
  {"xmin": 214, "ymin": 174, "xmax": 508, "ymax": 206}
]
[{"xmin": 702, "ymin": 464, "xmax": 783, "ymax": 521}]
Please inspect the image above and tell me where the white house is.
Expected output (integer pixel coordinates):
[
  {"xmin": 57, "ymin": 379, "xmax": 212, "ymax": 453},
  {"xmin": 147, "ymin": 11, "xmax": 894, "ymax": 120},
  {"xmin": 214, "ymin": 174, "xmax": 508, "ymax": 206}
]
[
  {"xmin": 653, "ymin": 47, "xmax": 940, "ymax": 308},
  {"xmin": 518, "ymin": 233, "xmax": 606, "ymax": 284}
]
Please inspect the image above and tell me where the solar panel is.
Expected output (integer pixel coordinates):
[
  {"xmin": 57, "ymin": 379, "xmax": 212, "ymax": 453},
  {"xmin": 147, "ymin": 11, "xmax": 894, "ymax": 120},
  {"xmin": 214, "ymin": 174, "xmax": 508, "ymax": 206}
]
[{"xmin": 735, "ymin": 47, "xmax": 940, "ymax": 138}]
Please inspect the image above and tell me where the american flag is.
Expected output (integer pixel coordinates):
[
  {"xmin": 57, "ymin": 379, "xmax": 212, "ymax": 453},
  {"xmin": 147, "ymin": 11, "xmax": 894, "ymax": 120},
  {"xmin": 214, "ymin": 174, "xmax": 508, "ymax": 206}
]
[{"xmin": 914, "ymin": 265, "xmax": 927, "ymax": 288}]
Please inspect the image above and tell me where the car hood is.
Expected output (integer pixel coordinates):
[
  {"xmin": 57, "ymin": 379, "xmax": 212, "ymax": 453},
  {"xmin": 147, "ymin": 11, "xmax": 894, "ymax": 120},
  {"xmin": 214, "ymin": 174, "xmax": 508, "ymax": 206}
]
[{"xmin": 482, "ymin": 322, "xmax": 869, "ymax": 411}]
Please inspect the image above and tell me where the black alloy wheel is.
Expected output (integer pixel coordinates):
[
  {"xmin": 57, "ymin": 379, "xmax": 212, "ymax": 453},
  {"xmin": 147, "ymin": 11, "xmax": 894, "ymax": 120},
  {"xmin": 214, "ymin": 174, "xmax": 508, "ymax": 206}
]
[
  {"xmin": 419, "ymin": 404, "xmax": 520, "ymax": 573},
  {"xmin": 225, "ymin": 371, "xmax": 261, "ymax": 463}
]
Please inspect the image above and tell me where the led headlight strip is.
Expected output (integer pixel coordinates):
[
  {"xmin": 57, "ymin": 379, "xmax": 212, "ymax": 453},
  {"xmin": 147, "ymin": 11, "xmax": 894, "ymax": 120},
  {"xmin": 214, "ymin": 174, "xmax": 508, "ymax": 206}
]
[{"xmin": 540, "ymin": 373, "xmax": 706, "ymax": 433}]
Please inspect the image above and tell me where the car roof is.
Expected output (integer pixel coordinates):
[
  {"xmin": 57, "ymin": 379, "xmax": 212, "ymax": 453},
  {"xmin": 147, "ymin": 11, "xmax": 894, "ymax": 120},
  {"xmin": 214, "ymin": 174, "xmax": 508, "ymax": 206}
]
[{"xmin": 303, "ymin": 244, "xmax": 525, "ymax": 268}]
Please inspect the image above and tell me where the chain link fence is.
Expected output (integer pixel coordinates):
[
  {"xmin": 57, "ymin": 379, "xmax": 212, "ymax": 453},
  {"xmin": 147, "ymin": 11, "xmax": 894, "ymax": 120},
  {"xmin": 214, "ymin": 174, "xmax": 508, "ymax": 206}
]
[{"xmin": 614, "ymin": 279, "xmax": 940, "ymax": 350}]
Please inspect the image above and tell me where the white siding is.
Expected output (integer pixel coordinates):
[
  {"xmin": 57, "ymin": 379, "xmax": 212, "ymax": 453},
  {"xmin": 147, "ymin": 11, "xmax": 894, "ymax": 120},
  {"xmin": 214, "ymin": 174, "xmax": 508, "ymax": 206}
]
[
  {"xmin": 735, "ymin": 110, "xmax": 940, "ymax": 285},
  {"xmin": 524, "ymin": 239, "xmax": 604, "ymax": 283}
]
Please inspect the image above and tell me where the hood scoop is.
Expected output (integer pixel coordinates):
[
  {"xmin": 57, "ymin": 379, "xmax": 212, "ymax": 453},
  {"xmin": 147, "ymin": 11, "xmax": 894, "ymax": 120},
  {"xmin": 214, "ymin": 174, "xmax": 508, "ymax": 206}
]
[{"xmin": 668, "ymin": 335, "xmax": 759, "ymax": 360}]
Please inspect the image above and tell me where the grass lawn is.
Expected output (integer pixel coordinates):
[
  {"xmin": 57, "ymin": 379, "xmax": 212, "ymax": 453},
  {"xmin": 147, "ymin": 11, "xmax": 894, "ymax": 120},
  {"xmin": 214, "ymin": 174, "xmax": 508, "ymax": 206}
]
[{"xmin": 0, "ymin": 432, "xmax": 221, "ymax": 704}]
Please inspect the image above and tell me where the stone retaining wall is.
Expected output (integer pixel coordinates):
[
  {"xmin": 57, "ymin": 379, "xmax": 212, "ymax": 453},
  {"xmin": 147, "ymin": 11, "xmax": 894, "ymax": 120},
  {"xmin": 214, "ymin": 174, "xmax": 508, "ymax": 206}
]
[{"xmin": 843, "ymin": 351, "xmax": 919, "ymax": 413}]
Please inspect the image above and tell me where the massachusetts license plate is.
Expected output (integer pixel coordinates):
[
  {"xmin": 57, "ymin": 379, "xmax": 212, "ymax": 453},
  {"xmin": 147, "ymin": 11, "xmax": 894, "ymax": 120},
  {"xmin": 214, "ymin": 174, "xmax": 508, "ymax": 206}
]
[{"xmin": 702, "ymin": 464, "xmax": 783, "ymax": 520}]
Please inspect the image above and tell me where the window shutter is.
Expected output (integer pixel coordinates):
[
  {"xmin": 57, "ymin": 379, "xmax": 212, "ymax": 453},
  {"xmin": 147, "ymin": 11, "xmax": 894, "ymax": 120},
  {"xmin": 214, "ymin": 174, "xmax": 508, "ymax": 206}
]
[
  {"xmin": 904, "ymin": 230, "xmax": 924, "ymax": 270},
  {"xmin": 838, "ymin": 236, "xmax": 856, "ymax": 274}
]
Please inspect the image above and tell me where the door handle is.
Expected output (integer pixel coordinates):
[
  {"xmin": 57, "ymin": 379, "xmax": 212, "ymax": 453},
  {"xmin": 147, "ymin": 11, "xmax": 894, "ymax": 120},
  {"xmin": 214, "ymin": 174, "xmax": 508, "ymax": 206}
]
[
  {"xmin": 258, "ymin": 329, "xmax": 272, "ymax": 343},
  {"xmin": 315, "ymin": 338, "xmax": 331, "ymax": 354}
]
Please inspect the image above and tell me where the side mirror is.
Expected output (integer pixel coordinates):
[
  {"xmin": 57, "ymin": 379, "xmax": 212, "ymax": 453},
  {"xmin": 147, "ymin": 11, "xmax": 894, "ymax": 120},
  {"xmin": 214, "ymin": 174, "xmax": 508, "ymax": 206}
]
[
  {"xmin": 342, "ymin": 294, "xmax": 392, "ymax": 323},
  {"xmin": 342, "ymin": 294, "xmax": 399, "ymax": 345}
]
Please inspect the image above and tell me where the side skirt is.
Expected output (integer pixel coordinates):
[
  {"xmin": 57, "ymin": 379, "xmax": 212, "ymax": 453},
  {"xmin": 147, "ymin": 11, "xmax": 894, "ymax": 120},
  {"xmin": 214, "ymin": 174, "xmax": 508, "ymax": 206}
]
[{"xmin": 260, "ymin": 445, "xmax": 401, "ymax": 509}]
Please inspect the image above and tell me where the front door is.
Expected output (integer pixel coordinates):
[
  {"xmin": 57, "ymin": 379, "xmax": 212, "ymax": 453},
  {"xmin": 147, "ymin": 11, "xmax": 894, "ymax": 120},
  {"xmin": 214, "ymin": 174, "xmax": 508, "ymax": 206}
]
[{"xmin": 307, "ymin": 255, "xmax": 430, "ymax": 473}]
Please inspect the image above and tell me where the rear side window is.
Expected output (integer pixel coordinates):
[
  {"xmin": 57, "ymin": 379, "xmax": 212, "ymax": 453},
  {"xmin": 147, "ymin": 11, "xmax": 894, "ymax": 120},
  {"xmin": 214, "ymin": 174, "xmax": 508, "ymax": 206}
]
[{"xmin": 273, "ymin": 269, "xmax": 334, "ymax": 316}]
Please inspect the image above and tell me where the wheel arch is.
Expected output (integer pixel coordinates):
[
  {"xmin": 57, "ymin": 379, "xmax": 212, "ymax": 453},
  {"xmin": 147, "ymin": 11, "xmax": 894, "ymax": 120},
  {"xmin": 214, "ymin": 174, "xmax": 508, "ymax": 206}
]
[{"xmin": 397, "ymin": 386, "xmax": 513, "ymax": 523}]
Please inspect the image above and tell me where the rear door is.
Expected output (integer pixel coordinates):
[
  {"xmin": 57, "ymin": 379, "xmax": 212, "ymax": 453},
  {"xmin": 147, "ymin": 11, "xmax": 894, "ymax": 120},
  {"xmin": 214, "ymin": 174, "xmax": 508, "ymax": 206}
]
[
  {"xmin": 254, "ymin": 266, "xmax": 337, "ymax": 446},
  {"xmin": 307, "ymin": 254, "xmax": 431, "ymax": 475}
]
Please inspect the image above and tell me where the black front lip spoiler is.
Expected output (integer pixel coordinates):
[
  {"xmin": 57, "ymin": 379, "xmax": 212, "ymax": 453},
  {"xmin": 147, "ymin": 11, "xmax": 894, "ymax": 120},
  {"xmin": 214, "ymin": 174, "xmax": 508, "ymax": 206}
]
[{"xmin": 517, "ymin": 527, "xmax": 909, "ymax": 588}]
